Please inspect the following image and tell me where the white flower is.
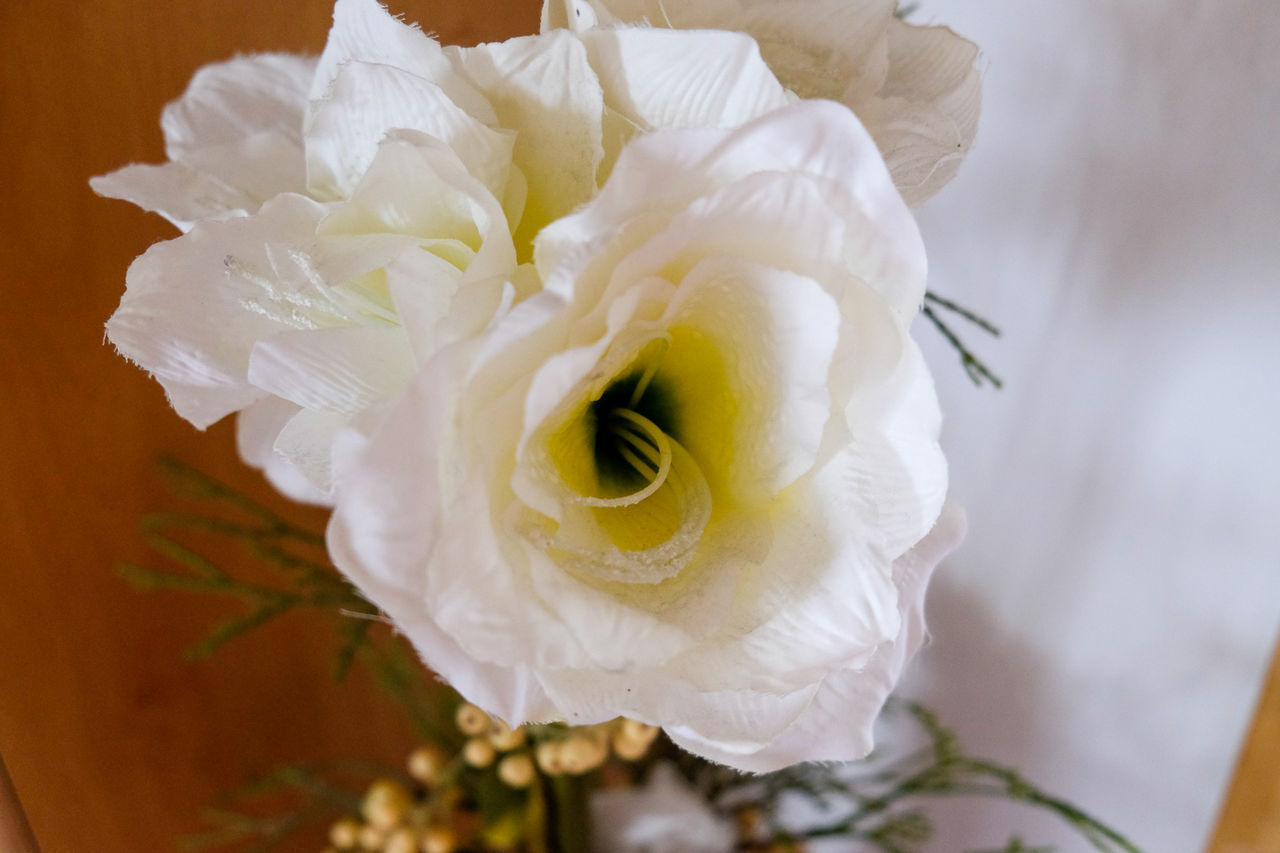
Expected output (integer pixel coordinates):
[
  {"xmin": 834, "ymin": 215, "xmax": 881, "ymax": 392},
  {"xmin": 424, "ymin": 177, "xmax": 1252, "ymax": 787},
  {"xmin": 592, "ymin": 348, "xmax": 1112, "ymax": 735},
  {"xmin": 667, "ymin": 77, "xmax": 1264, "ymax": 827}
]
[
  {"xmin": 542, "ymin": 0, "xmax": 981, "ymax": 206},
  {"xmin": 94, "ymin": 0, "xmax": 795, "ymax": 503},
  {"xmin": 327, "ymin": 101, "xmax": 961, "ymax": 771},
  {"xmin": 589, "ymin": 763, "xmax": 734, "ymax": 853}
]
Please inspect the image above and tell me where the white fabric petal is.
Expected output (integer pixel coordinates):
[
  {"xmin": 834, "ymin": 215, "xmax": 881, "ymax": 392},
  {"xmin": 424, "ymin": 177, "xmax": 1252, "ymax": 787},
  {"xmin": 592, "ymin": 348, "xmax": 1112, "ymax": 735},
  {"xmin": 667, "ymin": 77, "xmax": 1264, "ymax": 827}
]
[
  {"xmin": 163, "ymin": 53, "xmax": 312, "ymax": 156},
  {"xmin": 247, "ymin": 325, "xmax": 415, "ymax": 416},
  {"xmin": 105, "ymin": 193, "xmax": 328, "ymax": 428},
  {"xmin": 590, "ymin": 763, "xmax": 735, "ymax": 853},
  {"xmin": 328, "ymin": 418, "xmax": 557, "ymax": 724},
  {"xmin": 90, "ymin": 162, "xmax": 256, "ymax": 231},
  {"xmin": 448, "ymin": 32, "xmax": 604, "ymax": 250},
  {"xmin": 236, "ymin": 397, "xmax": 333, "ymax": 505},
  {"xmin": 160, "ymin": 54, "xmax": 312, "ymax": 202},
  {"xmin": 578, "ymin": 27, "xmax": 792, "ymax": 176},
  {"xmin": 311, "ymin": 0, "xmax": 495, "ymax": 125},
  {"xmin": 546, "ymin": 101, "xmax": 926, "ymax": 320},
  {"xmin": 305, "ymin": 61, "xmax": 514, "ymax": 200},
  {"xmin": 673, "ymin": 501, "xmax": 965, "ymax": 771},
  {"xmin": 870, "ymin": 20, "xmax": 982, "ymax": 207},
  {"xmin": 549, "ymin": 0, "xmax": 981, "ymax": 205}
]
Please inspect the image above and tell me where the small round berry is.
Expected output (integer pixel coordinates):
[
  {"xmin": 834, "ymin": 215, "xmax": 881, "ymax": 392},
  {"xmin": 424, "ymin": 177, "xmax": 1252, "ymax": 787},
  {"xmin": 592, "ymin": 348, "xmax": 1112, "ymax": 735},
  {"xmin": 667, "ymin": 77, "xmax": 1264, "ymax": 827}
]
[
  {"xmin": 497, "ymin": 753, "xmax": 536, "ymax": 788},
  {"xmin": 455, "ymin": 703, "xmax": 490, "ymax": 736},
  {"xmin": 463, "ymin": 737, "xmax": 496, "ymax": 768}
]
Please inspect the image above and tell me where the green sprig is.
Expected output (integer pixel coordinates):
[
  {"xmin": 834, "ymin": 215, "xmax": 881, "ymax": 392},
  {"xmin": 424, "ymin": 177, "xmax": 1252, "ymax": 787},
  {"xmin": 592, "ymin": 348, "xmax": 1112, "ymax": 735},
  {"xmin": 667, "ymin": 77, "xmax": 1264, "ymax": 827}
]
[
  {"xmin": 922, "ymin": 290, "xmax": 1004, "ymax": 389},
  {"xmin": 119, "ymin": 457, "xmax": 377, "ymax": 673}
]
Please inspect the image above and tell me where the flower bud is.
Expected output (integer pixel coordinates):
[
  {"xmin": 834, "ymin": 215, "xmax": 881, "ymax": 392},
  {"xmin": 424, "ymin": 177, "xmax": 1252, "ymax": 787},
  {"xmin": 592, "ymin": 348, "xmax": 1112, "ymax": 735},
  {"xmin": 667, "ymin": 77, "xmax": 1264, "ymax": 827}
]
[
  {"xmin": 619, "ymin": 718, "xmax": 658, "ymax": 744},
  {"xmin": 383, "ymin": 827, "xmax": 418, "ymax": 853},
  {"xmin": 535, "ymin": 741, "xmax": 566, "ymax": 775},
  {"xmin": 421, "ymin": 825, "xmax": 456, "ymax": 853},
  {"xmin": 613, "ymin": 719, "xmax": 661, "ymax": 761},
  {"xmin": 358, "ymin": 823, "xmax": 386, "ymax": 850},
  {"xmin": 455, "ymin": 703, "xmax": 490, "ymax": 736},
  {"xmin": 407, "ymin": 745, "xmax": 447, "ymax": 786},
  {"xmin": 362, "ymin": 779, "xmax": 412, "ymax": 830},
  {"xmin": 463, "ymin": 737, "xmax": 496, "ymax": 768},
  {"xmin": 497, "ymin": 753, "xmax": 536, "ymax": 788},
  {"xmin": 330, "ymin": 817, "xmax": 362, "ymax": 849},
  {"xmin": 560, "ymin": 736, "xmax": 607, "ymax": 774},
  {"xmin": 486, "ymin": 719, "xmax": 526, "ymax": 751}
]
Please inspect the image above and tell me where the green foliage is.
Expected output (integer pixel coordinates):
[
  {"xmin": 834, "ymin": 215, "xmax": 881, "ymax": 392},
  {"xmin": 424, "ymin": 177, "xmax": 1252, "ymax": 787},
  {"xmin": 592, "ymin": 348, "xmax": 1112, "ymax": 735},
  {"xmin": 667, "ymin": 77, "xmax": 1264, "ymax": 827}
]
[
  {"xmin": 117, "ymin": 457, "xmax": 377, "ymax": 674},
  {"xmin": 922, "ymin": 290, "xmax": 1004, "ymax": 389},
  {"xmin": 181, "ymin": 762, "xmax": 384, "ymax": 853},
  {"xmin": 674, "ymin": 700, "xmax": 1142, "ymax": 853}
]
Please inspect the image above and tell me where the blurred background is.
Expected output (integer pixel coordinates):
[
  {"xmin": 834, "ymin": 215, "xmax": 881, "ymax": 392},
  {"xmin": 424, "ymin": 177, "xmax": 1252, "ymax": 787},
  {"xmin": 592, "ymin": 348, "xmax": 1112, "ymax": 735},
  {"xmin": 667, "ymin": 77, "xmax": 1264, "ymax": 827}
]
[{"xmin": 1, "ymin": 0, "xmax": 1276, "ymax": 850}]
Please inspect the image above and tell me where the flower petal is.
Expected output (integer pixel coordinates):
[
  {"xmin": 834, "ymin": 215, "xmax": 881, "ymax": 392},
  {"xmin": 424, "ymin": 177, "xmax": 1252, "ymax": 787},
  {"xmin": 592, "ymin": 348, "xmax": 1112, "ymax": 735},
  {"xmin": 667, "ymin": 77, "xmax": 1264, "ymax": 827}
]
[
  {"xmin": 311, "ymin": 0, "xmax": 495, "ymax": 125},
  {"xmin": 236, "ymin": 396, "xmax": 333, "ymax": 505},
  {"xmin": 162, "ymin": 53, "xmax": 313, "ymax": 157},
  {"xmin": 577, "ymin": 27, "xmax": 792, "ymax": 176},
  {"xmin": 449, "ymin": 32, "xmax": 604, "ymax": 253},
  {"xmin": 869, "ymin": 20, "xmax": 982, "ymax": 206},
  {"xmin": 247, "ymin": 325, "xmax": 415, "ymax": 416},
  {"xmin": 105, "ymin": 193, "xmax": 328, "ymax": 428},
  {"xmin": 90, "ymin": 162, "xmax": 256, "ymax": 231},
  {"xmin": 305, "ymin": 61, "xmax": 514, "ymax": 200},
  {"xmin": 700, "ymin": 501, "xmax": 966, "ymax": 771}
]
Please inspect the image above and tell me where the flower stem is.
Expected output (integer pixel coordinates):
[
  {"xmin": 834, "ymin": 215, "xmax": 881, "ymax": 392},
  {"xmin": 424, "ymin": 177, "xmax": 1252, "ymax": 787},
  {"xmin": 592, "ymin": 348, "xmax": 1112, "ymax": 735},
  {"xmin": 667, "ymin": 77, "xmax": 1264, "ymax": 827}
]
[{"xmin": 546, "ymin": 774, "xmax": 591, "ymax": 853}]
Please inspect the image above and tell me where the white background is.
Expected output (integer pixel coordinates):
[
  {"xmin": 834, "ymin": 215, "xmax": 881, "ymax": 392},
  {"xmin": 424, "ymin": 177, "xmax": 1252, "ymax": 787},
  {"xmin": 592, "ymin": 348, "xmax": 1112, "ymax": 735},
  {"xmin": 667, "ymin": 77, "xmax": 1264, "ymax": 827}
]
[{"xmin": 897, "ymin": 0, "xmax": 1280, "ymax": 849}]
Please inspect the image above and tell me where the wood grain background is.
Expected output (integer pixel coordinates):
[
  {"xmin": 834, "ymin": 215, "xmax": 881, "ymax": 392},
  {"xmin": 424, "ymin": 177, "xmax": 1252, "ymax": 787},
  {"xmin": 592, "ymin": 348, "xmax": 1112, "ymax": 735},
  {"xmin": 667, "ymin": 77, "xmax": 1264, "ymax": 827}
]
[{"xmin": 0, "ymin": 0, "xmax": 1270, "ymax": 850}]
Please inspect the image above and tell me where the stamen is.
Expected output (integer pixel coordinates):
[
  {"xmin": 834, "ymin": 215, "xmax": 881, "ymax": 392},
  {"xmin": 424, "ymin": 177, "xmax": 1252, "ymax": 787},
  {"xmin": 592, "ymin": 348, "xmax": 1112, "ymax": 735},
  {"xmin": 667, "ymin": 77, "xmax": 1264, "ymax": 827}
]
[
  {"xmin": 628, "ymin": 333, "xmax": 672, "ymax": 409},
  {"xmin": 579, "ymin": 409, "xmax": 673, "ymax": 508}
]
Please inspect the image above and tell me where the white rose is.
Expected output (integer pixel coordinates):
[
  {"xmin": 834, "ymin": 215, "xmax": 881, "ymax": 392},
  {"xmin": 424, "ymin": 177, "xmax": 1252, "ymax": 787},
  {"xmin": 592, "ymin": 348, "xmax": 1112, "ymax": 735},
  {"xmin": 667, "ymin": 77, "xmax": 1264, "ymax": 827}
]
[
  {"xmin": 94, "ymin": 0, "xmax": 795, "ymax": 503},
  {"xmin": 542, "ymin": 0, "xmax": 981, "ymax": 206},
  {"xmin": 327, "ymin": 101, "xmax": 961, "ymax": 770}
]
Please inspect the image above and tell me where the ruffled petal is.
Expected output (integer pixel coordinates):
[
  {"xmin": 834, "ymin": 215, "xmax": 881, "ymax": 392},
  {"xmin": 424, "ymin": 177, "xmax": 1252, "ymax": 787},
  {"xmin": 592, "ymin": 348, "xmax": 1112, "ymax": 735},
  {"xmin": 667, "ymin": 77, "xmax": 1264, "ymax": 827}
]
[
  {"xmin": 710, "ymin": 501, "xmax": 966, "ymax": 771},
  {"xmin": 311, "ymin": 0, "xmax": 495, "ymax": 125},
  {"xmin": 90, "ymin": 162, "xmax": 256, "ymax": 231},
  {"xmin": 578, "ymin": 27, "xmax": 792, "ymax": 176},
  {"xmin": 305, "ymin": 61, "xmax": 514, "ymax": 200},
  {"xmin": 870, "ymin": 20, "xmax": 982, "ymax": 206},
  {"xmin": 105, "ymin": 193, "xmax": 328, "ymax": 428},
  {"xmin": 247, "ymin": 325, "xmax": 415, "ymax": 416},
  {"xmin": 160, "ymin": 53, "xmax": 312, "ymax": 201},
  {"xmin": 449, "ymin": 32, "xmax": 604, "ymax": 252},
  {"xmin": 236, "ymin": 397, "xmax": 333, "ymax": 505}
]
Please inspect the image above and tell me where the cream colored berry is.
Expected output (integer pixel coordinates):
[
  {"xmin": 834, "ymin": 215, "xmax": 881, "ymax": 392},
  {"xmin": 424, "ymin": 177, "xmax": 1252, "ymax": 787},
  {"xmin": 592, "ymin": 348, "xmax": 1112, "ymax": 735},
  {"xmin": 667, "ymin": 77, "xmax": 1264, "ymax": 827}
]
[
  {"xmin": 497, "ymin": 753, "xmax": 536, "ymax": 788},
  {"xmin": 421, "ymin": 825, "xmax": 456, "ymax": 853},
  {"xmin": 362, "ymin": 779, "xmax": 412, "ymax": 830},
  {"xmin": 560, "ymin": 736, "xmax": 607, "ymax": 774},
  {"xmin": 463, "ymin": 737, "xmax": 496, "ymax": 768},
  {"xmin": 330, "ymin": 817, "xmax": 362, "ymax": 849},
  {"xmin": 486, "ymin": 719, "xmax": 526, "ymax": 751},
  {"xmin": 384, "ymin": 826, "xmax": 418, "ymax": 853},
  {"xmin": 358, "ymin": 823, "xmax": 386, "ymax": 850},
  {"xmin": 535, "ymin": 741, "xmax": 566, "ymax": 775},
  {"xmin": 407, "ymin": 745, "xmax": 446, "ymax": 786},
  {"xmin": 455, "ymin": 703, "xmax": 490, "ymax": 736}
]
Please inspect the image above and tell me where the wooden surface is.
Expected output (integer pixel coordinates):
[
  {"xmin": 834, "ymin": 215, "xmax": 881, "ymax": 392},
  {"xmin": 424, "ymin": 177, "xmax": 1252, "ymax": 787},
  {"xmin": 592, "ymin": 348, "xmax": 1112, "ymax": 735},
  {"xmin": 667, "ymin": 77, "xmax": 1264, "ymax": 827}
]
[
  {"xmin": 1211, "ymin": 638, "xmax": 1280, "ymax": 851},
  {"xmin": 0, "ymin": 0, "xmax": 1273, "ymax": 851},
  {"xmin": 0, "ymin": 1, "xmax": 536, "ymax": 851}
]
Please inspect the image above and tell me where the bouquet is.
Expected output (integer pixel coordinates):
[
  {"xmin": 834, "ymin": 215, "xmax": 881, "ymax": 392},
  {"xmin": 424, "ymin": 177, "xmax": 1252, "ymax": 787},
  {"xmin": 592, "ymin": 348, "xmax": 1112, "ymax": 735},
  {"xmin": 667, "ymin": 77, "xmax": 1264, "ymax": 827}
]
[{"xmin": 91, "ymin": 0, "xmax": 1137, "ymax": 849}]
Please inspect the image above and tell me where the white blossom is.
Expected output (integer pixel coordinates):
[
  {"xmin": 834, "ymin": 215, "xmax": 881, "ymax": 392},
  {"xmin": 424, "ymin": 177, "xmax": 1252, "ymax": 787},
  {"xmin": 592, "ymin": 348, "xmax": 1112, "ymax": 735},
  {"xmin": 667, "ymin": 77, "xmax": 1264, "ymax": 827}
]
[
  {"xmin": 543, "ymin": 0, "xmax": 982, "ymax": 206},
  {"xmin": 328, "ymin": 102, "xmax": 960, "ymax": 770}
]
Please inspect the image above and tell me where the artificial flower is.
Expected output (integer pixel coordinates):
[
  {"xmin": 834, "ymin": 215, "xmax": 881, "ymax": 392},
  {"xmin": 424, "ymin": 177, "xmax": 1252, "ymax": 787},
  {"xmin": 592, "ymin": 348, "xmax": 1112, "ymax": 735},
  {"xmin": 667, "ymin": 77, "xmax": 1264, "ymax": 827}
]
[
  {"xmin": 542, "ymin": 0, "xmax": 981, "ymax": 206},
  {"xmin": 589, "ymin": 763, "xmax": 734, "ymax": 853},
  {"xmin": 328, "ymin": 101, "xmax": 958, "ymax": 771},
  {"xmin": 95, "ymin": 0, "xmax": 793, "ymax": 502}
]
